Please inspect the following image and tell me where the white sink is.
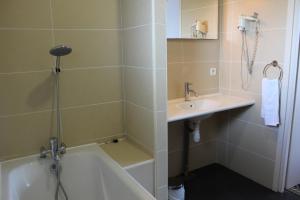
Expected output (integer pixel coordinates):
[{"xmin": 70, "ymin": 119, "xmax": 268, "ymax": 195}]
[
  {"xmin": 176, "ymin": 99, "xmax": 220, "ymax": 111},
  {"xmin": 168, "ymin": 93, "xmax": 255, "ymax": 122}
]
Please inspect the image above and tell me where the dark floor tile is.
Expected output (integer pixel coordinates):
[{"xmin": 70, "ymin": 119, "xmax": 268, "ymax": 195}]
[{"xmin": 183, "ymin": 164, "xmax": 300, "ymax": 200}]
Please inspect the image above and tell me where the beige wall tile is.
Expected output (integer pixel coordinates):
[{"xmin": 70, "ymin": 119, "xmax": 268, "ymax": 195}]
[
  {"xmin": 228, "ymin": 119, "xmax": 277, "ymax": 160},
  {"xmin": 125, "ymin": 67, "xmax": 154, "ymax": 109},
  {"xmin": 216, "ymin": 141, "xmax": 228, "ymax": 166},
  {"xmin": 229, "ymin": 62, "xmax": 268, "ymax": 94},
  {"xmin": 167, "ymin": 1, "xmax": 289, "ymax": 188},
  {"xmin": 0, "ymin": 0, "xmax": 52, "ymax": 28},
  {"xmin": 123, "ymin": 25, "xmax": 153, "ymax": 67},
  {"xmin": 61, "ymin": 67, "xmax": 122, "ymax": 107},
  {"xmin": 182, "ymin": 62, "xmax": 219, "ymax": 91},
  {"xmin": 121, "ymin": 1, "xmax": 168, "ymax": 196},
  {"xmin": 0, "ymin": 111, "xmax": 54, "ymax": 160},
  {"xmin": 189, "ymin": 141, "xmax": 217, "ymax": 171},
  {"xmin": 62, "ymin": 102, "xmax": 124, "ymax": 146},
  {"xmin": 228, "ymin": 144, "xmax": 275, "ymax": 189},
  {"xmin": 182, "ymin": 40, "xmax": 220, "ymax": 62},
  {"xmin": 231, "ymin": 0, "xmax": 288, "ymax": 31},
  {"xmin": 167, "ymin": 40, "xmax": 184, "ymax": 63},
  {"xmin": 255, "ymin": 30, "xmax": 286, "ymax": 63},
  {"xmin": 229, "ymin": 62, "xmax": 243, "ymax": 91},
  {"xmin": 230, "ymin": 62, "xmax": 265, "ymax": 93},
  {"xmin": 169, "ymin": 120, "xmax": 215, "ymax": 151},
  {"xmin": 219, "ymin": 33, "xmax": 232, "ymax": 62},
  {"xmin": 181, "ymin": 0, "xmax": 218, "ymax": 10},
  {"xmin": 229, "ymin": 91, "xmax": 265, "ymax": 126},
  {"xmin": 168, "ymin": 121, "xmax": 184, "ymax": 152},
  {"xmin": 126, "ymin": 102, "xmax": 154, "ymax": 153},
  {"xmin": 231, "ymin": 30, "xmax": 286, "ymax": 63},
  {"xmin": 168, "ymin": 141, "xmax": 217, "ymax": 177},
  {"xmin": 230, "ymin": 61, "xmax": 280, "ymax": 95},
  {"xmin": 52, "ymin": 0, "xmax": 121, "ymax": 29},
  {"xmin": 121, "ymin": 0, "xmax": 152, "ymax": 28},
  {"xmin": 54, "ymin": 30, "xmax": 122, "ymax": 67},
  {"xmin": 0, "ymin": 101, "xmax": 123, "ymax": 160},
  {"xmin": 167, "ymin": 39, "xmax": 220, "ymax": 100},
  {"xmin": 168, "ymin": 62, "xmax": 219, "ymax": 100},
  {"xmin": 168, "ymin": 115, "xmax": 220, "ymax": 153},
  {"xmin": 215, "ymin": 111, "xmax": 230, "ymax": 141},
  {"xmin": 168, "ymin": 151, "xmax": 183, "ymax": 177},
  {"xmin": 0, "ymin": 30, "xmax": 53, "ymax": 73},
  {"xmin": 168, "ymin": 63, "xmax": 184, "ymax": 99},
  {"xmin": 219, "ymin": 62, "xmax": 230, "ymax": 89},
  {"xmin": 0, "ymin": 0, "xmax": 125, "ymax": 161},
  {"xmin": 219, "ymin": 1, "xmax": 234, "ymax": 33},
  {"xmin": 0, "ymin": 72, "xmax": 53, "ymax": 116}
]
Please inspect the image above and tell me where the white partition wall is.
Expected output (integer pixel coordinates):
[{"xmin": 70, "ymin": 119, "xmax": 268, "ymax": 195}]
[
  {"xmin": 121, "ymin": 0, "xmax": 168, "ymax": 199},
  {"xmin": 285, "ymin": 0, "xmax": 300, "ymax": 190}
]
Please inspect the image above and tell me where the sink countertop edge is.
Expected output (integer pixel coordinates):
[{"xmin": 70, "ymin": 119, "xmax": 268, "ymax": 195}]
[{"xmin": 168, "ymin": 94, "xmax": 255, "ymax": 123}]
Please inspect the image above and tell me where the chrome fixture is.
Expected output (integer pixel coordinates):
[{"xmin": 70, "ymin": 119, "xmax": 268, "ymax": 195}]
[
  {"xmin": 50, "ymin": 45, "xmax": 72, "ymax": 57},
  {"xmin": 49, "ymin": 45, "xmax": 72, "ymax": 147},
  {"xmin": 184, "ymin": 82, "xmax": 198, "ymax": 101},
  {"xmin": 50, "ymin": 45, "xmax": 72, "ymax": 74},
  {"xmin": 263, "ymin": 60, "xmax": 283, "ymax": 81},
  {"xmin": 237, "ymin": 12, "xmax": 260, "ymax": 90},
  {"xmin": 40, "ymin": 137, "xmax": 66, "ymax": 161},
  {"xmin": 39, "ymin": 44, "xmax": 72, "ymax": 200},
  {"xmin": 40, "ymin": 137, "xmax": 68, "ymax": 200}
]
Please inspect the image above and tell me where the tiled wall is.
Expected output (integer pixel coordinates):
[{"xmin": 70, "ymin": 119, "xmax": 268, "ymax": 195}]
[
  {"xmin": 217, "ymin": 0, "xmax": 288, "ymax": 189},
  {"xmin": 122, "ymin": 0, "xmax": 156, "ymax": 155},
  {"xmin": 122, "ymin": 0, "xmax": 168, "ymax": 199},
  {"xmin": 167, "ymin": 0, "xmax": 289, "ymax": 191},
  {"xmin": 0, "ymin": 0, "xmax": 123, "ymax": 160},
  {"xmin": 167, "ymin": 40, "xmax": 219, "ymax": 99},
  {"xmin": 167, "ymin": 11, "xmax": 220, "ymax": 177},
  {"xmin": 168, "ymin": 115, "xmax": 222, "ymax": 177}
]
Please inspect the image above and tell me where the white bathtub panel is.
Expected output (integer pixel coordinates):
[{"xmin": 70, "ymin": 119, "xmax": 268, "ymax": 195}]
[
  {"xmin": 125, "ymin": 160, "xmax": 155, "ymax": 195},
  {"xmin": 0, "ymin": 144, "xmax": 155, "ymax": 200}
]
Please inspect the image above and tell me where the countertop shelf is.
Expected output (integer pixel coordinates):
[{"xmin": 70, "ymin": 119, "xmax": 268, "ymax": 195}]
[
  {"xmin": 168, "ymin": 93, "xmax": 255, "ymax": 122},
  {"xmin": 100, "ymin": 139, "xmax": 153, "ymax": 167}
]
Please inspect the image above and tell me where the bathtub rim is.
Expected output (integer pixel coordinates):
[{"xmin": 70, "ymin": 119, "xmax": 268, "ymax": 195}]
[{"xmin": 0, "ymin": 143, "xmax": 156, "ymax": 200}]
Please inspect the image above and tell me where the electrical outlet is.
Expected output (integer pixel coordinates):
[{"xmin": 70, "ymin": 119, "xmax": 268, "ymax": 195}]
[{"xmin": 210, "ymin": 67, "xmax": 217, "ymax": 76}]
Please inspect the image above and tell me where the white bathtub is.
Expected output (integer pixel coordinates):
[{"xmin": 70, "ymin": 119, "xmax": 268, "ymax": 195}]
[{"xmin": 0, "ymin": 144, "xmax": 156, "ymax": 200}]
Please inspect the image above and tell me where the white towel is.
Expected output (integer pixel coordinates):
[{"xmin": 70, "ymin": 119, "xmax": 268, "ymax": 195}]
[{"xmin": 261, "ymin": 78, "xmax": 280, "ymax": 126}]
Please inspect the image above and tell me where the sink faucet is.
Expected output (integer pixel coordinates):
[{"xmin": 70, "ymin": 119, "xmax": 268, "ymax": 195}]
[
  {"xmin": 40, "ymin": 137, "xmax": 66, "ymax": 161},
  {"xmin": 184, "ymin": 82, "xmax": 198, "ymax": 101}
]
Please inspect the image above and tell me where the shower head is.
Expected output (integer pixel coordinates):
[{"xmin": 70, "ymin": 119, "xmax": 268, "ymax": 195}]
[
  {"xmin": 49, "ymin": 45, "xmax": 72, "ymax": 57},
  {"xmin": 50, "ymin": 45, "xmax": 72, "ymax": 73}
]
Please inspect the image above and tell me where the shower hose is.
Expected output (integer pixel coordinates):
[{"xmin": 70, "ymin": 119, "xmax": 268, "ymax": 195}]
[{"xmin": 54, "ymin": 61, "xmax": 69, "ymax": 200}]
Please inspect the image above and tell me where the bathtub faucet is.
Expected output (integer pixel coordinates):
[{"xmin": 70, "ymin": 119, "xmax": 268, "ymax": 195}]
[{"xmin": 40, "ymin": 137, "xmax": 66, "ymax": 161}]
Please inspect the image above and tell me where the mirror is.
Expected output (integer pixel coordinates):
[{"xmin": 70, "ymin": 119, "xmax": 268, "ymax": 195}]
[{"xmin": 166, "ymin": 0, "xmax": 219, "ymax": 39}]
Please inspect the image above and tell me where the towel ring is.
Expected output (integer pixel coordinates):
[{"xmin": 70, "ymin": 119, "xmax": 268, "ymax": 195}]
[{"xmin": 263, "ymin": 60, "xmax": 283, "ymax": 80}]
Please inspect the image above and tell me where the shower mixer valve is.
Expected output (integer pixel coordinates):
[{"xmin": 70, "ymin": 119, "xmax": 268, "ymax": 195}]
[{"xmin": 40, "ymin": 137, "xmax": 66, "ymax": 161}]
